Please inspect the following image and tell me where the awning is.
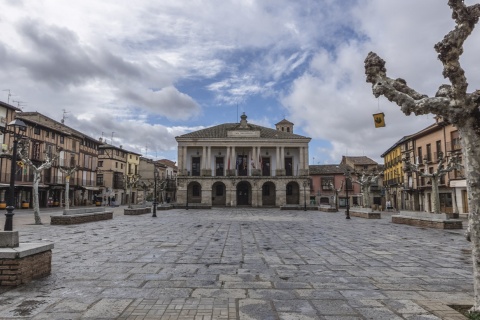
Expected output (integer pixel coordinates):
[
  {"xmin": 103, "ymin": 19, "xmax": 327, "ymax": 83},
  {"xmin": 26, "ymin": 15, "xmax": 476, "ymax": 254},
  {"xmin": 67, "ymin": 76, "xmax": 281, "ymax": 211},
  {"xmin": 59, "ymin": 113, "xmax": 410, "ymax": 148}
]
[{"xmin": 82, "ymin": 186, "xmax": 100, "ymax": 191}]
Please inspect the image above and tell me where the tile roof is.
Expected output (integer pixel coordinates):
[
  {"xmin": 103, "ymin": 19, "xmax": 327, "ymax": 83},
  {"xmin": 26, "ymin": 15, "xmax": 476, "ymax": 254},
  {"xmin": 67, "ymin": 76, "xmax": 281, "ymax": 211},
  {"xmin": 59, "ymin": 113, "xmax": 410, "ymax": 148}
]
[
  {"xmin": 309, "ymin": 164, "xmax": 350, "ymax": 175},
  {"xmin": 342, "ymin": 156, "xmax": 378, "ymax": 165},
  {"xmin": 176, "ymin": 122, "xmax": 309, "ymax": 140}
]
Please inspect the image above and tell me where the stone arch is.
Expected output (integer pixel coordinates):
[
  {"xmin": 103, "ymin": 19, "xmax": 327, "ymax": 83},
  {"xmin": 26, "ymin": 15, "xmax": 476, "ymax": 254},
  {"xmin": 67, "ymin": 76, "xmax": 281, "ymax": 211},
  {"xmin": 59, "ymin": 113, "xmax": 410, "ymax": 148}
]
[
  {"xmin": 286, "ymin": 181, "xmax": 300, "ymax": 204},
  {"xmin": 262, "ymin": 181, "xmax": 276, "ymax": 206},
  {"xmin": 237, "ymin": 181, "xmax": 252, "ymax": 206},
  {"xmin": 187, "ymin": 181, "xmax": 202, "ymax": 203},
  {"xmin": 212, "ymin": 181, "xmax": 226, "ymax": 206}
]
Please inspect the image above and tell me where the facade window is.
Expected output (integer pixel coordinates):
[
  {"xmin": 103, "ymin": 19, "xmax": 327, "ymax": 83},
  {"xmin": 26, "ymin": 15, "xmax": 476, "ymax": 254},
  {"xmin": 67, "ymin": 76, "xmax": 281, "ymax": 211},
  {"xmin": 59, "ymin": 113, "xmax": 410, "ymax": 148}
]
[
  {"xmin": 98, "ymin": 161, "xmax": 103, "ymax": 167},
  {"xmin": 426, "ymin": 144, "xmax": 432, "ymax": 162},
  {"xmin": 216, "ymin": 184, "xmax": 223, "ymax": 196},
  {"xmin": 60, "ymin": 135, "xmax": 64, "ymax": 144},
  {"xmin": 99, "ymin": 149, "xmax": 104, "ymax": 155},
  {"xmin": 261, "ymin": 157, "xmax": 270, "ymax": 176},
  {"xmin": 96, "ymin": 174, "xmax": 104, "ymax": 185},
  {"xmin": 115, "ymin": 162, "xmax": 118, "ymax": 168},
  {"xmin": 128, "ymin": 163, "xmax": 132, "ymax": 175},
  {"xmin": 51, "ymin": 132, "xmax": 55, "ymax": 139},
  {"xmin": 192, "ymin": 184, "xmax": 200, "ymax": 197},
  {"xmin": 436, "ymin": 140, "xmax": 442, "ymax": 160},
  {"xmin": 262, "ymin": 184, "xmax": 270, "ymax": 196},
  {"xmin": 72, "ymin": 140, "xmax": 77, "ymax": 150},
  {"xmin": 451, "ymin": 131, "xmax": 461, "ymax": 151},
  {"xmin": 285, "ymin": 158, "xmax": 293, "ymax": 176},
  {"xmin": 321, "ymin": 177, "xmax": 334, "ymax": 190},
  {"xmin": 287, "ymin": 127, "xmax": 290, "ymax": 133},
  {"xmin": 417, "ymin": 147, "xmax": 423, "ymax": 164},
  {"xmin": 192, "ymin": 157, "xmax": 201, "ymax": 176},
  {"xmin": 216, "ymin": 157, "xmax": 224, "ymax": 176},
  {"xmin": 34, "ymin": 127, "xmax": 41, "ymax": 135},
  {"xmin": 46, "ymin": 131, "xmax": 49, "ymax": 138},
  {"xmin": 33, "ymin": 142, "xmax": 41, "ymax": 160},
  {"xmin": 121, "ymin": 163, "xmax": 123, "ymax": 169},
  {"xmin": 286, "ymin": 184, "xmax": 293, "ymax": 196}
]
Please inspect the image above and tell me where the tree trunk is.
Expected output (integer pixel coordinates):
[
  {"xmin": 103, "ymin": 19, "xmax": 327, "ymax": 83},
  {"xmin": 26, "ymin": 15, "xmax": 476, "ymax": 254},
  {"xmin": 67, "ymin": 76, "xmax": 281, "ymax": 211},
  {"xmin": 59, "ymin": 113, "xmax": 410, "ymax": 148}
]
[
  {"xmin": 460, "ymin": 123, "xmax": 480, "ymax": 311},
  {"xmin": 32, "ymin": 171, "xmax": 42, "ymax": 225},
  {"xmin": 64, "ymin": 179, "xmax": 70, "ymax": 214},
  {"xmin": 431, "ymin": 176, "xmax": 441, "ymax": 214}
]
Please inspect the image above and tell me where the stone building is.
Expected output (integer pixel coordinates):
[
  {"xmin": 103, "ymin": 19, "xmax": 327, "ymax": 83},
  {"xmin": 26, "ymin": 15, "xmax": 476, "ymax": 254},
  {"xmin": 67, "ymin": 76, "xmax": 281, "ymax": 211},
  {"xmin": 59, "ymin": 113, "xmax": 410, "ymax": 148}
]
[
  {"xmin": 1, "ymin": 108, "xmax": 101, "ymax": 208},
  {"xmin": 175, "ymin": 113, "xmax": 311, "ymax": 207}
]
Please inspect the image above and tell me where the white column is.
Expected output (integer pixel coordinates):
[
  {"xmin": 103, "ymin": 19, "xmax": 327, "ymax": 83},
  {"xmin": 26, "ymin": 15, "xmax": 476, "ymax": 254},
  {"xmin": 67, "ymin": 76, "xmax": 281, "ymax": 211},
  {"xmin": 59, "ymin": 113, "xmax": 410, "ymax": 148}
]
[
  {"xmin": 183, "ymin": 146, "xmax": 188, "ymax": 171},
  {"xmin": 299, "ymin": 147, "xmax": 304, "ymax": 173},
  {"xmin": 177, "ymin": 146, "xmax": 182, "ymax": 172},
  {"xmin": 226, "ymin": 147, "xmax": 231, "ymax": 171},
  {"xmin": 202, "ymin": 146, "xmax": 207, "ymax": 170},
  {"xmin": 276, "ymin": 146, "xmax": 280, "ymax": 170},
  {"xmin": 305, "ymin": 146, "xmax": 309, "ymax": 170},
  {"xmin": 207, "ymin": 146, "xmax": 212, "ymax": 172},
  {"xmin": 257, "ymin": 146, "xmax": 261, "ymax": 168}
]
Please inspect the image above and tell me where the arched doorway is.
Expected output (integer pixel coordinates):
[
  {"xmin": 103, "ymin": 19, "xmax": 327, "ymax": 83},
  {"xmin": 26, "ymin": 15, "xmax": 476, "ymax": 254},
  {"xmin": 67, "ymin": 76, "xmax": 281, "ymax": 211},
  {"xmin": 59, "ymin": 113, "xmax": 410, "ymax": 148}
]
[
  {"xmin": 212, "ymin": 182, "xmax": 226, "ymax": 206},
  {"xmin": 262, "ymin": 181, "xmax": 276, "ymax": 206},
  {"xmin": 187, "ymin": 182, "xmax": 202, "ymax": 204},
  {"xmin": 286, "ymin": 181, "xmax": 300, "ymax": 204},
  {"xmin": 236, "ymin": 181, "xmax": 251, "ymax": 206}
]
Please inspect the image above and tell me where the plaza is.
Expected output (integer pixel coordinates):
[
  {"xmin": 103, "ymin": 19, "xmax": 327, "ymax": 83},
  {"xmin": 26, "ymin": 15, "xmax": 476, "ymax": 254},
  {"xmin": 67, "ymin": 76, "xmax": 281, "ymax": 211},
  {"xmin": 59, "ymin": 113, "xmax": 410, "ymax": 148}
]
[{"xmin": 0, "ymin": 207, "xmax": 473, "ymax": 319}]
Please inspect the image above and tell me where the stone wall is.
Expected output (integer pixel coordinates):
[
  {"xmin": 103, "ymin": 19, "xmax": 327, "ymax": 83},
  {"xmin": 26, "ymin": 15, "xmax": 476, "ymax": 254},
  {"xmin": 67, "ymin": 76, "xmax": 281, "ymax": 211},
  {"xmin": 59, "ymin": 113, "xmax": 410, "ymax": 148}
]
[
  {"xmin": 392, "ymin": 216, "xmax": 463, "ymax": 229},
  {"xmin": 51, "ymin": 212, "xmax": 113, "ymax": 225},
  {"xmin": 0, "ymin": 250, "xmax": 52, "ymax": 286}
]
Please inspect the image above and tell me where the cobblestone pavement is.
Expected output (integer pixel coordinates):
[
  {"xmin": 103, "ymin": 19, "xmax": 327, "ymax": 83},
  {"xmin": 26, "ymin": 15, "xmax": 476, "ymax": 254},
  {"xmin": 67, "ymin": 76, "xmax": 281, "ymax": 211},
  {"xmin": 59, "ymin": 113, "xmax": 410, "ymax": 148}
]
[{"xmin": 0, "ymin": 207, "xmax": 474, "ymax": 319}]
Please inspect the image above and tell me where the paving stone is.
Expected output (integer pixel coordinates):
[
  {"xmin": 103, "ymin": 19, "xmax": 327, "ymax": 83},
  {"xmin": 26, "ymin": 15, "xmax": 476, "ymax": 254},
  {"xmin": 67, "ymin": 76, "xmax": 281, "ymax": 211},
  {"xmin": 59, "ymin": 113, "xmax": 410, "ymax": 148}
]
[{"xmin": 0, "ymin": 206, "xmax": 474, "ymax": 319}]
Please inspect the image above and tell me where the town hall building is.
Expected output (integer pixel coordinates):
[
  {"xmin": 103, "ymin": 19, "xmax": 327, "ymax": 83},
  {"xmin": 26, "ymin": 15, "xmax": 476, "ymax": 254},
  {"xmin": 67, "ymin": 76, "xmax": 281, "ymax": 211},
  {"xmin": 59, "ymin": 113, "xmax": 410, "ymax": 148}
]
[{"xmin": 175, "ymin": 113, "xmax": 311, "ymax": 207}]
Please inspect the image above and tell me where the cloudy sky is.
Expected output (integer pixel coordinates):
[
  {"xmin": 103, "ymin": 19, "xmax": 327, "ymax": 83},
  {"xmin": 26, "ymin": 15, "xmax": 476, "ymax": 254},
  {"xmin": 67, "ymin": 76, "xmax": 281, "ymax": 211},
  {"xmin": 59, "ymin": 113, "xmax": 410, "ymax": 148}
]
[{"xmin": 1, "ymin": 0, "xmax": 479, "ymax": 165}]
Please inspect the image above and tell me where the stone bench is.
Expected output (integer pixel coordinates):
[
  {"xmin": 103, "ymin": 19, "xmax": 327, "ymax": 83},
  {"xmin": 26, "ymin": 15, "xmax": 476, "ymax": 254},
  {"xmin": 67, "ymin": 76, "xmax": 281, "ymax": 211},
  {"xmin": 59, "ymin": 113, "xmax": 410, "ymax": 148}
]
[
  {"xmin": 349, "ymin": 208, "xmax": 381, "ymax": 219},
  {"xmin": 392, "ymin": 211, "xmax": 463, "ymax": 229},
  {"xmin": 0, "ymin": 231, "xmax": 54, "ymax": 286},
  {"xmin": 51, "ymin": 207, "xmax": 113, "ymax": 225},
  {"xmin": 156, "ymin": 204, "xmax": 173, "ymax": 211},
  {"xmin": 173, "ymin": 204, "xmax": 212, "ymax": 209},
  {"xmin": 318, "ymin": 205, "xmax": 338, "ymax": 212},
  {"xmin": 124, "ymin": 205, "xmax": 151, "ymax": 215}
]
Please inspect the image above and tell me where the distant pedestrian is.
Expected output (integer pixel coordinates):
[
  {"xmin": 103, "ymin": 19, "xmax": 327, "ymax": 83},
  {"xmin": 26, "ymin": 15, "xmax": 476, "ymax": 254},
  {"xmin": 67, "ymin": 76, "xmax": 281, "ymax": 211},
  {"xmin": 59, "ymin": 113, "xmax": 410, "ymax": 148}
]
[
  {"xmin": 108, "ymin": 196, "xmax": 111, "ymax": 206},
  {"xmin": 386, "ymin": 200, "xmax": 392, "ymax": 211}
]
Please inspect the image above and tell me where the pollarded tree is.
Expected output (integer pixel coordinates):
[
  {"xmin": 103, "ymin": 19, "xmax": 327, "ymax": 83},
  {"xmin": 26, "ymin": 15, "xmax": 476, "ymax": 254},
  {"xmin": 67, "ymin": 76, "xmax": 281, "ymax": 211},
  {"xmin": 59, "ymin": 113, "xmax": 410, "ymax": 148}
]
[
  {"xmin": 328, "ymin": 180, "xmax": 344, "ymax": 210},
  {"xmin": 404, "ymin": 152, "xmax": 462, "ymax": 214},
  {"xmin": 16, "ymin": 139, "xmax": 60, "ymax": 225},
  {"xmin": 364, "ymin": 0, "xmax": 480, "ymax": 310},
  {"xmin": 351, "ymin": 170, "xmax": 382, "ymax": 208},
  {"xmin": 59, "ymin": 165, "xmax": 79, "ymax": 213},
  {"xmin": 125, "ymin": 174, "xmax": 140, "ymax": 208}
]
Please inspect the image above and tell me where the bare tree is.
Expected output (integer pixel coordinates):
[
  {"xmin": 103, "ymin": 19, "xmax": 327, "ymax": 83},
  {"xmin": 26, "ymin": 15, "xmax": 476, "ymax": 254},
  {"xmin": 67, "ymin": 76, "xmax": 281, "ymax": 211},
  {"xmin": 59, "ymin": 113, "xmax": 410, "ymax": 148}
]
[
  {"xmin": 59, "ymin": 166, "xmax": 79, "ymax": 213},
  {"xmin": 351, "ymin": 171, "xmax": 382, "ymax": 208},
  {"xmin": 125, "ymin": 174, "xmax": 140, "ymax": 208},
  {"xmin": 365, "ymin": 0, "xmax": 480, "ymax": 310},
  {"xmin": 404, "ymin": 152, "xmax": 462, "ymax": 214},
  {"xmin": 328, "ymin": 180, "xmax": 344, "ymax": 210},
  {"xmin": 16, "ymin": 139, "xmax": 60, "ymax": 225}
]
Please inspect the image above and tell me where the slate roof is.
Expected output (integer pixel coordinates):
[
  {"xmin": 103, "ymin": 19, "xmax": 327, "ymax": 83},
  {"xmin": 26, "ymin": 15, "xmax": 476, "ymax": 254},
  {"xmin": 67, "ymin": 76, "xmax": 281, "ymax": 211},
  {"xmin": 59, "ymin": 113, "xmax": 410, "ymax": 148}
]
[
  {"xmin": 176, "ymin": 123, "xmax": 310, "ymax": 140},
  {"xmin": 309, "ymin": 164, "xmax": 349, "ymax": 175},
  {"xmin": 275, "ymin": 119, "xmax": 294, "ymax": 126}
]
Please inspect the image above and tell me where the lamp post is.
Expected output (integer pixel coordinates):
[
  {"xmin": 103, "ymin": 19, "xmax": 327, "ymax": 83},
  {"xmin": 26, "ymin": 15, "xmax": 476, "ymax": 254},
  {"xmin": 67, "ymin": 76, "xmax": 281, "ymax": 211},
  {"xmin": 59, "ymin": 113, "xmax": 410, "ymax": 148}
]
[
  {"xmin": 344, "ymin": 169, "xmax": 351, "ymax": 220},
  {"xmin": 4, "ymin": 119, "xmax": 27, "ymax": 231},
  {"xmin": 152, "ymin": 167, "xmax": 158, "ymax": 217},
  {"xmin": 303, "ymin": 181, "xmax": 307, "ymax": 211}
]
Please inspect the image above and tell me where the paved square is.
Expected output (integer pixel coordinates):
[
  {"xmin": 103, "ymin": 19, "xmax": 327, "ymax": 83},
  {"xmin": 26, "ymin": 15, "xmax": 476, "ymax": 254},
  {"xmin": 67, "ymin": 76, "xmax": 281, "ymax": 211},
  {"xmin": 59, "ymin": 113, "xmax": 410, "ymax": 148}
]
[{"xmin": 0, "ymin": 207, "xmax": 473, "ymax": 319}]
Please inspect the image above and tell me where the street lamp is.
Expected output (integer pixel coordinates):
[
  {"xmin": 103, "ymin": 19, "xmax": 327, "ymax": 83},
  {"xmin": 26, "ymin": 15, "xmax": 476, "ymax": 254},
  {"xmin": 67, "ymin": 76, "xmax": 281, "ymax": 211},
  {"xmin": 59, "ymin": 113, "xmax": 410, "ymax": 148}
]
[
  {"xmin": 344, "ymin": 169, "xmax": 351, "ymax": 220},
  {"xmin": 303, "ymin": 181, "xmax": 308, "ymax": 211},
  {"xmin": 3, "ymin": 119, "xmax": 27, "ymax": 231},
  {"xmin": 152, "ymin": 167, "xmax": 158, "ymax": 217}
]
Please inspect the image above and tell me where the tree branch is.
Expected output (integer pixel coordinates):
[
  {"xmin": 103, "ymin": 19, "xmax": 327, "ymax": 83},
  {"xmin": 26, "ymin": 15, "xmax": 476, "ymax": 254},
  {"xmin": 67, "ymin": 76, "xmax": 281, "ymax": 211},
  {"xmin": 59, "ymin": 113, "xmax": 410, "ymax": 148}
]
[{"xmin": 434, "ymin": 0, "xmax": 480, "ymax": 98}]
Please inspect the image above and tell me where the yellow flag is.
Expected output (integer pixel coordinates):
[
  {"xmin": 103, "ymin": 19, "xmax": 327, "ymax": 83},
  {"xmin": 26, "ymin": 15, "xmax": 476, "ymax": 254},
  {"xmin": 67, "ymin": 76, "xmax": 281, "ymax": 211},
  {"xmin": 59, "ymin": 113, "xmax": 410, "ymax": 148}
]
[
  {"xmin": 16, "ymin": 160, "xmax": 24, "ymax": 167},
  {"xmin": 373, "ymin": 112, "xmax": 385, "ymax": 128}
]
